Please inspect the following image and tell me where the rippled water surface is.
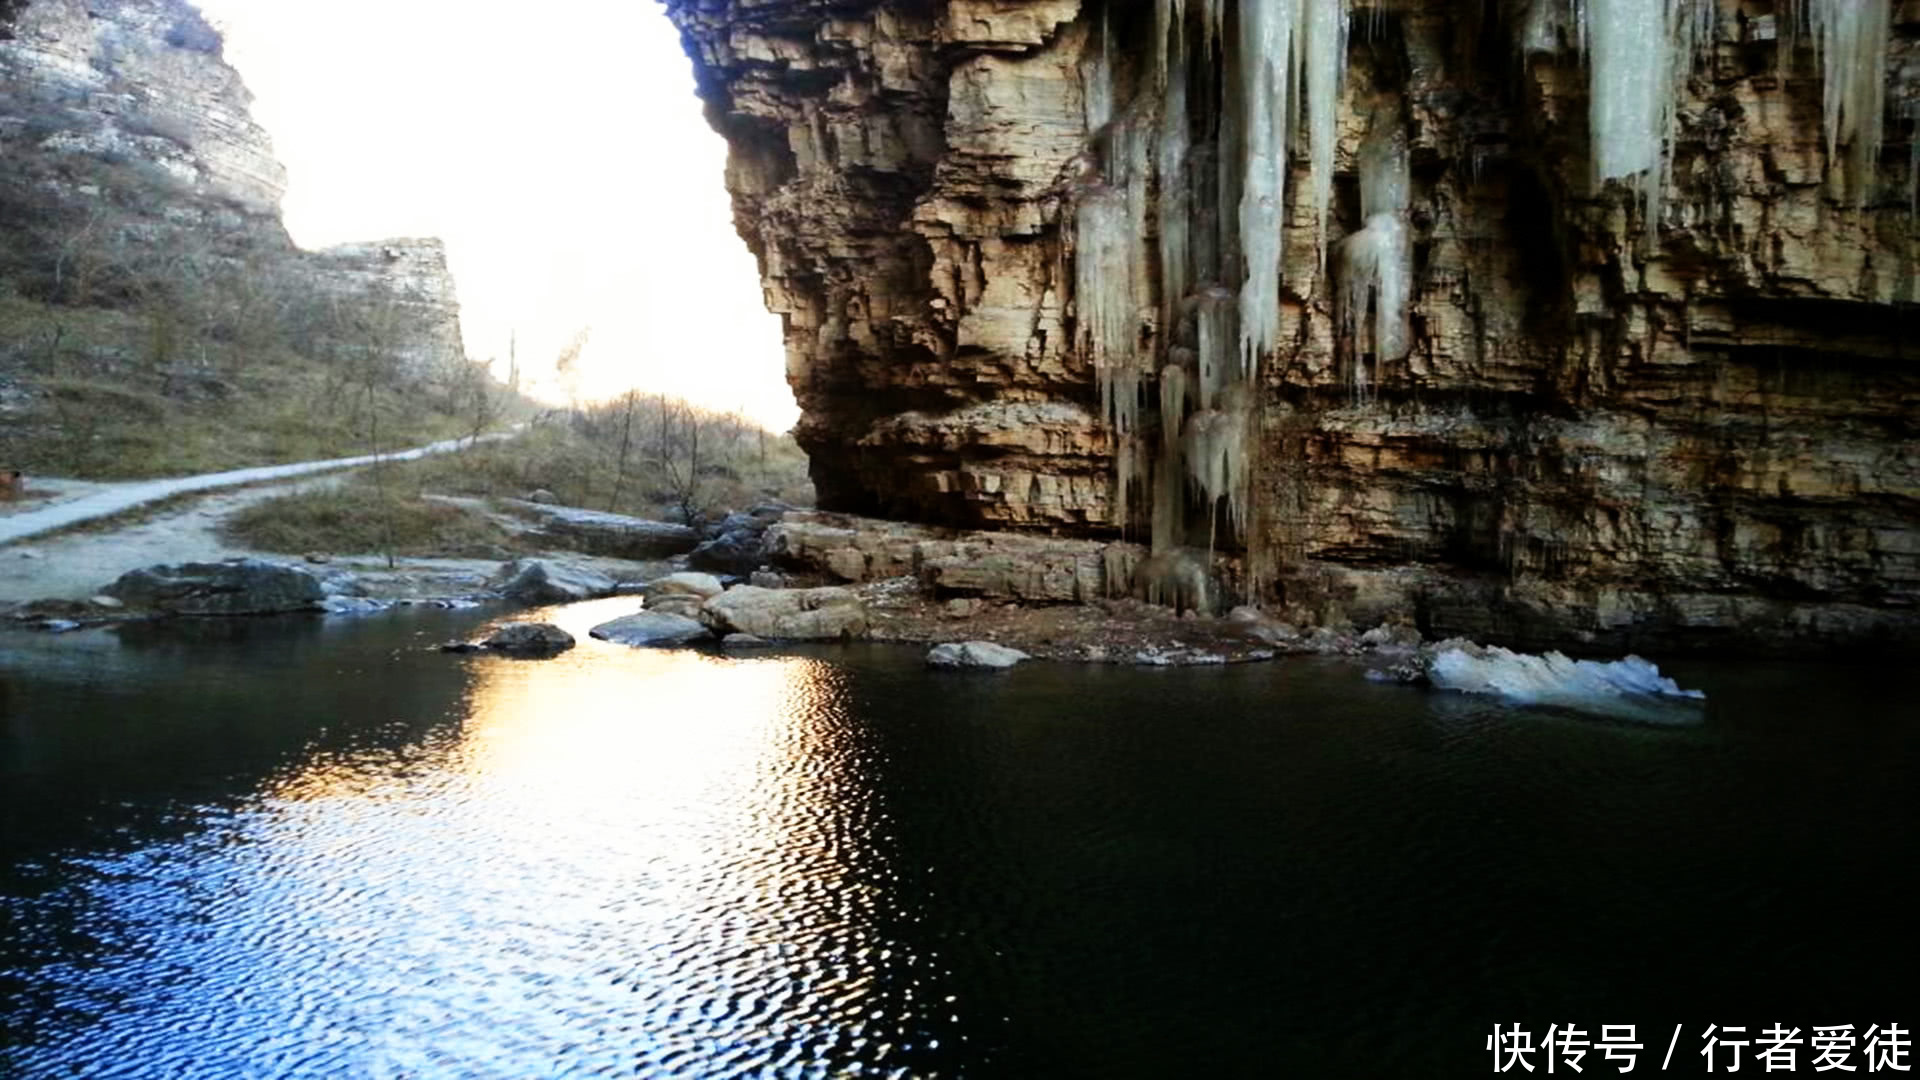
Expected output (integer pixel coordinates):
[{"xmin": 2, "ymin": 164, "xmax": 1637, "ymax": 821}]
[{"xmin": 2, "ymin": 600, "xmax": 1913, "ymax": 1077}]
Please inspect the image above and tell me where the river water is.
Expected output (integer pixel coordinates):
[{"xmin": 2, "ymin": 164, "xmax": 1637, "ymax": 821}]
[{"xmin": 2, "ymin": 598, "xmax": 1912, "ymax": 1077}]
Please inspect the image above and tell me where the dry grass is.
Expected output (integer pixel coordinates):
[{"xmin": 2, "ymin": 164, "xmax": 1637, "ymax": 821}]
[
  {"xmin": 222, "ymin": 483, "xmax": 522, "ymax": 559},
  {"xmin": 0, "ymin": 294, "xmax": 516, "ymax": 480}
]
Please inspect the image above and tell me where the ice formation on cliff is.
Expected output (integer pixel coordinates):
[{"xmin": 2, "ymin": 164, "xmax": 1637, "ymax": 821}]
[
  {"xmin": 1338, "ymin": 110, "xmax": 1412, "ymax": 396},
  {"xmin": 1070, "ymin": 0, "xmax": 1894, "ymax": 606},
  {"xmin": 1805, "ymin": 0, "xmax": 1892, "ymax": 203}
]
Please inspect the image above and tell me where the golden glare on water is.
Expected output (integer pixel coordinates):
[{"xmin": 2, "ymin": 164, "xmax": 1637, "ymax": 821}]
[{"xmin": 231, "ymin": 600, "xmax": 930, "ymax": 1076}]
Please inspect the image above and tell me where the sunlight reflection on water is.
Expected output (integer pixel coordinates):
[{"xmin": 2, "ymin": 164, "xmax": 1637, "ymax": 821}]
[{"xmin": 9, "ymin": 600, "xmax": 960, "ymax": 1078}]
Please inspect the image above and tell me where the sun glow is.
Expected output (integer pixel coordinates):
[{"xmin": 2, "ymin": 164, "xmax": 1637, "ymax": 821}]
[{"xmin": 192, "ymin": 0, "xmax": 796, "ymax": 429}]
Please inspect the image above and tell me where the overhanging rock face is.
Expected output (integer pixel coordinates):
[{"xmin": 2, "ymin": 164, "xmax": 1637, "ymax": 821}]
[{"xmin": 668, "ymin": 0, "xmax": 1919, "ymax": 652}]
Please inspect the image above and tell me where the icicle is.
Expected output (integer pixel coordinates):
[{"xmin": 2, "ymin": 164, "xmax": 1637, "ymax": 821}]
[
  {"xmin": 1236, "ymin": 0, "xmax": 1297, "ymax": 381},
  {"xmin": 1301, "ymin": 0, "xmax": 1349, "ymax": 265},
  {"xmin": 1521, "ymin": 0, "xmax": 1574, "ymax": 55},
  {"xmin": 1195, "ymin": 286, "xmax": 1237, "ymax": 411},
  {"xmin": 1807, "ymin": 0, "xmax": 1891, "ymax": 205},
  {"xmin": 1582, "ymin": 0, "xmax": 1716, "ymax": 237},
  {"xmin": 1181, "ymin": 390, "xmax": 1253, "ymax": 547},
  {"xmin": 1338, "ymin": 111, "xmax": 1413, "ymax": 392},
  {"xmin": 1152, "ymin": 363, "xmax": 1189, "ymax": 555},
  {"xmin": 1586, "ymin": 0, "xmax": 1667, "ymax": 184},
  {"xmin": 1158, "ymin": 3, "xmax": 1193, "ymax": 333},
  {"xmin": 1159, "ymin": 363, "xmax": 1190, "ymax": 449}
]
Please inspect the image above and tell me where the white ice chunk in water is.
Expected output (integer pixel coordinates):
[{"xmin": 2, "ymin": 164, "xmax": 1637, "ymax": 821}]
[{"xmin": 1427, "ymin": 643, "xmax": 1707, "ymax": 722}]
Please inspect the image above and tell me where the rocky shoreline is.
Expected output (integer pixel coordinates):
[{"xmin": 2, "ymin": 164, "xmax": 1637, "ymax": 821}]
[{"xmin": 0, "ymin": 500, "xmax": 1684, "ymax": 694}]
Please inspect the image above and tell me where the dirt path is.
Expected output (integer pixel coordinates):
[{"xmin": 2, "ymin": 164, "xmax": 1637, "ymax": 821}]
[
  {"xmin": 0, "ymin": 430, "xmax": 514, "ymax": 546},
  {"xmin": 0, "ymin": 474, "xmax": 343, "ymax": 602}
]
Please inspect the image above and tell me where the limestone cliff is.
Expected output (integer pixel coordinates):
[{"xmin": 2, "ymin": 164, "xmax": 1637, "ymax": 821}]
[
  {"xmin": 0, "ymin": 0, "xmax": 464, "ymax": 376},
  {"xmin": 668, "ymin": 0, "xmax": 1920, "ymax": 653}
]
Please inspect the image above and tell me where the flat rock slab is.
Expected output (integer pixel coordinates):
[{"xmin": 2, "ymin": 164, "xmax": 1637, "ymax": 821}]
[
  {"xmin": 927, "ymin": 640, "xmax": 1031, "ymax": 669},
  {"xmin": 103, "ymin": 558, "xmax": 326, "ymax": 615},
  {"xmin": 507, "ymin": 501, "xmax": 699, "ymax": 559},
  {"xmin": 590, "ymin": 611, "xmax": 711, "ymax": 647}
]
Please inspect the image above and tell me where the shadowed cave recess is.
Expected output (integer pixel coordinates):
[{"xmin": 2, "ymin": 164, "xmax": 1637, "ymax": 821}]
[{"xmin": 665, "ymin": 0, "xmax": 1920, "ymax": 655}]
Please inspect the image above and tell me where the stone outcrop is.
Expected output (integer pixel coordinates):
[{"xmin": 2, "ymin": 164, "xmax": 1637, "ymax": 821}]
[
  {"xmin": 0, "ymin": 0, "xmax": 465, "ymax": 377},
  {"xmin": 478, "ymin": 621, "xmax": 577, "ymax": 656},
  {"xmin": 699, "ymin": 584, "xmax": 869, "ymax": 640},
  {"xmin": 103, "ymin": 557, "xmax": 325, "ymax": 615},
  {"xmin": 667, "ymin": 0, "xmax": 1920, "ymax": 653},
  {"xmin": 488, "ymin": 558, "xmax": 618, "ymax": 606},
  {"xmin": 506, "ymin": 501, "xmax": 702, "ymax": 560},
  {"xmin": 766, "ymin": 509, "xmax": 1138, "ymax": 604}
]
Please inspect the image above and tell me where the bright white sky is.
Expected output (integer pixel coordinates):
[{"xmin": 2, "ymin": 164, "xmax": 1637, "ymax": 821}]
[{"xmin": 193, "ymin": 0, "xmax": 798, "ymax": 430}]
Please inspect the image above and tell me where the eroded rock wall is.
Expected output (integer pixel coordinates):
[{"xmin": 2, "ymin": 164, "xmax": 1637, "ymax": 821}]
[{"xmin": 671, "ymin": 0, "xmax": 1919, "ymax": 652}]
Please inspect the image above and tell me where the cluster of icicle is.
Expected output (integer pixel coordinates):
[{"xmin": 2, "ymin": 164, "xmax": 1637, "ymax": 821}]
[
  {"xmin": 1077, "ymin": 0, "xmax": 1388, "ymax": 611},
  {"xmin": 1525, "ymin": 0, "xmax": 1894, "ymax": 220},
  {"xmin": 1426, "ymin": 643, "xmax": 1706, "ymax": 724},
  {"xmin": 1075, "ymin": 0, "xmax": 1896, "ymax": 608}
]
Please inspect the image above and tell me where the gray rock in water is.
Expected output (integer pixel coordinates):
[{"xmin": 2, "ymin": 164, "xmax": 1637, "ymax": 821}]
[
  {"xmin": 525, "ymin": 488, "xmax": 559, "ymax": 504},
  {"xmin": 104, "ymin": 558, "xmax": 327, "ymax": 615},
  {"xmin": 481, "ymin": 621, "xmax": 576, "ymax": 656},
  {"xmin": 489, "ymin": 558, "xmax": 617, "ymax": 605},
  {"xmin": 927, "ymin": 640, "xmax": 1030, "ymax": 669},
  {"xmin": 721, "ymin": 632, "xmax": 772, "ymax": 648},
  {"xmin": 589, "ymin": 611, "xmax": 711, "ymax": 648},
  {"xmin": 699, "ymin": 585, "xmax": 867, "ymax": 641}
]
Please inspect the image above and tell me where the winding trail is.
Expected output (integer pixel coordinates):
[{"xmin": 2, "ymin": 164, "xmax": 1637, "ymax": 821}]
[{"xmin": 0, "ymin": 431, "xmax": 514, "ymax": 547}]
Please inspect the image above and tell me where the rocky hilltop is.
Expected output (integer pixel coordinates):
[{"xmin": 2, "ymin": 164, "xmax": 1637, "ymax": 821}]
[
  {"xmin": 0, "ymin": 0, "xmax": 463, "ymax": 376},
  {"xmin": 667, "ymin": 0, "xmax": 1920, "ymax": 653}
]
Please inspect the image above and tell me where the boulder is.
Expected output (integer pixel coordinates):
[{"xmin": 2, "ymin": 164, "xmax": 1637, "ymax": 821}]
[
  {"xmin": 103, "ymin": 558, "xmax": 327, "ymax": 615},
  {"xmin": 589, "ymin": 610, "xmax": 712, "ymax": 648},
  {"xmin": 721, "ymin": 633, "xmax": 773, "ymax": 648},
  {"xmin": 645, "ymin": 572, "xmax": 725, "ymax": 601},
  {"xmin": 687, "ymin": 510, "xmax": 778, "ymax": 576},
  {"xmin": 646, "ymin": 594, "xmax": 707, "ymax": 619},
  {"xmin": 489, "ymin": 558, "xmax": 617, "ymax": 605},
  {"xmin": 507, "ymin": 501, "xmax": 698, "ymax": 559},
  {"xmin": 699, "ymin": 585, "xmax": 867, "ymax": 641},
  {"xmin": 927, "ymin": 641, "xmax": 1030, "ymax": 669},
  {"xmin": 480, "ymin": 621, "xmax": 576, "ymax": 656}
]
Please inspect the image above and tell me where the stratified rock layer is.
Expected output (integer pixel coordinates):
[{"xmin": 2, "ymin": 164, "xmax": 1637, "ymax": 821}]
[{"xmin": 667, "ymin": 0, "xmax": 1920, "ymax": 653}]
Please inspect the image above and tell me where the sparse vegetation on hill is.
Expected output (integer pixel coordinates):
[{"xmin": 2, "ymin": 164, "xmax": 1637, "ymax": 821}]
[{"xmin": 221, "ymin": 394, "xmax": 813, "ymax": 561}]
